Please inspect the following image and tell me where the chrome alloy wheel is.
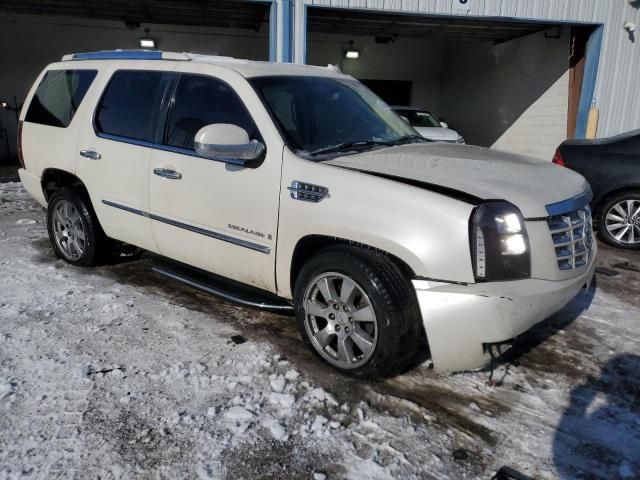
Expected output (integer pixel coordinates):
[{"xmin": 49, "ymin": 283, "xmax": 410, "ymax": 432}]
[
  {"xmin": 605, "ymin": 199, "xmax": 640, "ymax": 244},
  {"xmin": 303, "ymin": 272, "xmax": 378, "ymax": 369},
  {"xmin": 52, "ymin": 199, "xmax": 86, "ymax": 260}
]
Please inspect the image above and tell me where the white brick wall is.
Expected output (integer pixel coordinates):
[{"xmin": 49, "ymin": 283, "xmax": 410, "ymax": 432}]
[
  {"xmin": 493, "ymin": 70, "xmax": 569, "ymax": 160},
  {"xmin": 440, "ymin": 29, "xmax": 569, "ymax": 160}
]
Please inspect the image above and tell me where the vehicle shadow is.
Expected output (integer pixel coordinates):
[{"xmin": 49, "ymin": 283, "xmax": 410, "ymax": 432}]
[{"xmin": 552, "ymin": 353, "xmax": 640, "ymax": 479}]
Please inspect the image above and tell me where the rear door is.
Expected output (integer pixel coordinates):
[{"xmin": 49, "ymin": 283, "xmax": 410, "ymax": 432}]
[
  {"xmin": 76, "ymin": 65, "xmax": 176, "ymax": 252},
  {"xmin": 148, "ymin": 67, "xmax": 283, "ymax": 292}
]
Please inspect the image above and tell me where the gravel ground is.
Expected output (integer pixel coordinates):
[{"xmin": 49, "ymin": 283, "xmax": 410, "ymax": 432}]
[{"xmin": 0, "ymin": 182, "xmax": 639, "ymax": 480}]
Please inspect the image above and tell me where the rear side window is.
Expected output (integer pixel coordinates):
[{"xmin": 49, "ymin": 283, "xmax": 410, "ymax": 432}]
[
  {"xmin": 25, "ymin": 69, "xmax": 97, "ymax": 128},
  {"xmin": 95, "ymin": 70, "xmax": 172, "ymax": 143},
  {"xmin": 164, "ymin": 74, "xmax": 259, "ymax": 150}
]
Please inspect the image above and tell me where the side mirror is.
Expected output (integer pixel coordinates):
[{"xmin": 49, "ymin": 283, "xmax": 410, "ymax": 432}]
[
  {"xmin": 194, "ymin": 123, "xmax": 265, "ymax": 166},
  {"xmin": 440, "ymin": 121, "xmax": 449, "ymax": 129},
  {"xmin": 400, "ymin": 115, "xmax": 410, "ymax": 124}
]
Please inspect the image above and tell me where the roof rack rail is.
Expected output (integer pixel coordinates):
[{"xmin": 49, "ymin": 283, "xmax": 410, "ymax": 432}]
[{"xmin": 61, "ymin": 50, "xmax": 190, "ymax": 61}]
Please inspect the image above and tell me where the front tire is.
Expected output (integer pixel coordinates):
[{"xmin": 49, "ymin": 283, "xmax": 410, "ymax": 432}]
[
  {"xmin": 598, "ymin": 191, "xmax": 640, "ymax": 249},
  {"xmin": 294, "ymin": 245, "xmax": 425, "ymax": 380},
  {"xmin": 47, "ymin": 188, "xmax": 107, "ymax": 266}
]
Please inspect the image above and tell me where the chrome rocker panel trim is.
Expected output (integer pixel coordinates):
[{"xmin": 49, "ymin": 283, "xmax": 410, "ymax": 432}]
[{"xmin": 101, "ymin": 199, "xmax": 270, "ymax": 254}]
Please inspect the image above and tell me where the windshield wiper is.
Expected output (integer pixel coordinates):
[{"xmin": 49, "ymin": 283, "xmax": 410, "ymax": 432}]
[
  {"xmin": 307, "ymin": 135, "xmax": 427, "ymax": 157},
  {"xmin": 387, "ymin": 134, "xmax": 429, "ymax": 145},
  {"xmin": 307, "ymin": 139, "xmax": 394, "ymax": 156}
]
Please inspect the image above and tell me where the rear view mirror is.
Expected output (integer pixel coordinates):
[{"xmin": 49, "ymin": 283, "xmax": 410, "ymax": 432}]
[{"xmin": 194, "ymin": 123, "xmax": 265, "ymax": 167}]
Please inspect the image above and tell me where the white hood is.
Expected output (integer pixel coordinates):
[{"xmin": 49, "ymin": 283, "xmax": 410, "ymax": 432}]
[
  {"xmin": 414, "ymin": 126, "xmax": 460, "ymax": 142},
  {"xmin": 325, "ymin": 143, "xmax": 590, "ymax": 218}
]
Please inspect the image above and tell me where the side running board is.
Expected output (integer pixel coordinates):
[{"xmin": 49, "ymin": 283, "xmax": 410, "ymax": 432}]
[{"xmin": 151, "ymin": 257, "xmax": 294, "ymax": 315}]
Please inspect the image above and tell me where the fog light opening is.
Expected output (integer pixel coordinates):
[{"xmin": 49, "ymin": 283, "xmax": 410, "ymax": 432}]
[{"xmin": 483, "ymin": 340, "xmax": 515, "ymax": 386}]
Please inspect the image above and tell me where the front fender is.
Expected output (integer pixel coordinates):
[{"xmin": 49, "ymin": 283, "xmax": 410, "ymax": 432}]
[{"xmin": 275, "ymin": 150, "xmax": 476, "ymax": 299}]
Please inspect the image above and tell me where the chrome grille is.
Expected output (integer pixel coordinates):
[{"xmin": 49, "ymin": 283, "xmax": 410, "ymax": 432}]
[{"xmin": 547, "ymin": 206, "xmax": 593, "ymax": 270}]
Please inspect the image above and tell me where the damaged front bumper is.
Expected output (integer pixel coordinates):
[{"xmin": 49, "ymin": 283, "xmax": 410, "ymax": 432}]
[{"xmin": 413, "ymin": 258, "xmax": 596, "ymax": 373}]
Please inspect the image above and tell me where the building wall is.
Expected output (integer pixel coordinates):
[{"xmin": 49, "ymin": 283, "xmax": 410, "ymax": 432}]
[
  {"xmin": 303, "ymin": 0, "xmax": 640, "ymax": 140},
  {"xmin": 307, "ymin": 28, "xmax": 569, "ymax": 160},
  {"xmin": 441, "ymin": 29, "xmax": 569, "ymax": 160},
  {"xmin": 307, "ymin": 33, "xmax": 446, "ymax": 111},
  {"xmin": 0, "ymin": 13, "xmax": 269, "ymax": 160}
]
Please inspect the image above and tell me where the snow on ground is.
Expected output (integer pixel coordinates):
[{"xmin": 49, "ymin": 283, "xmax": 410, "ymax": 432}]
[{"xmin": 0, "ymin": 182, "xmax": 639, "ymax": 479}]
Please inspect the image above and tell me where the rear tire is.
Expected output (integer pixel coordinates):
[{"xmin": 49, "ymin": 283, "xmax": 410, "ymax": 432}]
[
  {"xmin": 47, "ymin": 188, "xmax": 108, "ymax": 266},
  {"xmin": 597, "ymin": 191, "xmax": 640, "ymax": 250},
  {"xmin": 293, "ymin": 245, "xmax": 425, "ymax": 380}
]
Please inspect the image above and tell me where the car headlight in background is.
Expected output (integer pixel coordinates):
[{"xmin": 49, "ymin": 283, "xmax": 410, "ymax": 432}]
[
  {"xmin": 456, "ymin": 136, "xmax": 465, "ymax": 144},
  {"xmin": 471, "ymin": 201, "xmax": 531, "ymax": 281}
]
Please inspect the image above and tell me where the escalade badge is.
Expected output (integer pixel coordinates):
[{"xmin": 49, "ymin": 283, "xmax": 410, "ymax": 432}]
[{"xmin": 228, "ymin": 224, "xmax": 272, "ymax": 240}]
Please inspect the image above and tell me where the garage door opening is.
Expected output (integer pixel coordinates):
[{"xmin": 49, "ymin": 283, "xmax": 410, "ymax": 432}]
[
  {"xmin": 306, "ymin": 7, "xmax": 597, "ymax": 160},
  {"xmin": 0, "ymin": 0, "xmax": 272, "ymax": 164}
]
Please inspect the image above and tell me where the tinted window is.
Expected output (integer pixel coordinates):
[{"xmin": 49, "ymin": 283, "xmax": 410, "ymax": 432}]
[
  {"xmin": 25, "ymin": 70, "xmax": 97, "ymax": 128},
  {"xmin": 251, "ymin": 76, "xmax": 415, "ymax": 155},
  {"xmin": 164, "ymin": 74, "xmax": 259, "ymax": 150},
  {"xmin": 96, "ymin": 70, "xmax": 171, "ymax": 142}
]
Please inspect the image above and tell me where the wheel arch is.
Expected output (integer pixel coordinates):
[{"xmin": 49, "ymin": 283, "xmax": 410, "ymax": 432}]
[
  {"xmin": 40, "ymin": 168, "xmax": 107, "ymax": 236},
  {"xmin": 288, "ymin": 234, "xmax": 416, "ymax": 298},
  {"xmin": 593, "ymin": 185, "xmax": 640, "ymax": 226},
  {"xmin": 41, "ymin": 168, "xmax": 92, "ymax": 204}
]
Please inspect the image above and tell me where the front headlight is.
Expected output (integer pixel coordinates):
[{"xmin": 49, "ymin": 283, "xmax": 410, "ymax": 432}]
[
  {"xmin": 456, "ymin": 136, "xmax": 465, "ymax": 144},
  {"xmin": 471, "ymin": 201, "xmax": 531, "ymax": 281}
]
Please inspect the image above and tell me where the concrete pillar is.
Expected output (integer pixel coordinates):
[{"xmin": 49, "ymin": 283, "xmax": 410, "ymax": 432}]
[
  {"xmin": 292, "ymin": 0, "xmax": 306, "ymax": 64},
  {"xmin": 274, "ymin": 0, "xmax": 293, "ymax": 63}
]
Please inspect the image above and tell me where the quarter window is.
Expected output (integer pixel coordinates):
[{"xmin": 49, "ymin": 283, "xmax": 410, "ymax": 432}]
[
  {"xmin": 25, "ymin": 69, "xmax": 97, "ymax": 128},
  {"xmin": 164, "ymin": 74, "xmax": 259, "ymax": 150},
  {"xmin": 95, "ymin": 70, "xmax": 172, "ymax": 143}
]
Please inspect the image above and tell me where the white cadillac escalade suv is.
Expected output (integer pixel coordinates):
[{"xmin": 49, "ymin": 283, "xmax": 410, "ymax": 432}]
[{"xmin": 18, "ymin": 50, "xmax": 596, "ymax": 379}]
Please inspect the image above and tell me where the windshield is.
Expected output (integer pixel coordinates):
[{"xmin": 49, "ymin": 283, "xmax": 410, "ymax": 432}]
[
  {"xmin": 394, "ymin": 109, "xmax": 442, "ymax": 128},
  {"xmin": 250, "ymin": 76, "xmax": 419, "ymax": 157}
]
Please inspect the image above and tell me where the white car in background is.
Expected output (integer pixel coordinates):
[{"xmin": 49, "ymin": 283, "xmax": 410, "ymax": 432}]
[{"xmin": 393, "ymin": 106, "xmax": 465, "ymax": 144}]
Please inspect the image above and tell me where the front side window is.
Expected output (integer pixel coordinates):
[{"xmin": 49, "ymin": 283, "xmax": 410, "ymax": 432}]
[
  {"xmin": 395, "ymin": 109, "xmax": 442, "ymax": 128},
  {"xmin": 95, "ymin": 70, "xmax": 172, "ymax": 143},
  {"xmin": 250, "ymin": 76, "xmax": 419, "ymax": 158},
  {"xmin": 164, "ymin": 74, "xmax": 259, "ymax": 150},
  {"xmin": 25, "ymin": 69, "xmax": 97, "ymax": 128}
]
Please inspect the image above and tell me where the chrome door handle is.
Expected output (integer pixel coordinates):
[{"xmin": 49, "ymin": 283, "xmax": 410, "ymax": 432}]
[
  {"xmin": 153, "ymin": 168, "xmax": 182, "ymax": 180},
  {"xmin": 80, "ymin": 149, "xmax": 101, "ymax": 160}
]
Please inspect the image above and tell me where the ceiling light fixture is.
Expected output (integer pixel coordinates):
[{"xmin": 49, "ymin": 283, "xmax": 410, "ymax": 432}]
[
  {"xmin": 139, "ymin": 28, "xmax": 156, "ymax": 49},
  {"xmin": 139, "ymin": 37, "xmax": 156, "ymax": 49},
  {"xmin": 344, "ymin": 41, "xmax": 360, "ymax": 60},
  {"xmin": 344, "ymin": 49, "xmax": 360, "ymax": 59}
]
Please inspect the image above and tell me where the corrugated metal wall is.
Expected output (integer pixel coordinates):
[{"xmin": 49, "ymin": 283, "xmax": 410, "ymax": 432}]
[{"xmin": 302, "ymin": 0, "xmax": 640, "ymax": 138}]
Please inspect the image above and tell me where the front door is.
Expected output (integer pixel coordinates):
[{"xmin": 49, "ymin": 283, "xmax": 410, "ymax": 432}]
[
  {"xmin": 148, "ymin": 68, "xmax": 283, "ymax": 292},
  {"xmin": 77, "ymin": 65, "xmax": 175, "ymax": 252}
]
